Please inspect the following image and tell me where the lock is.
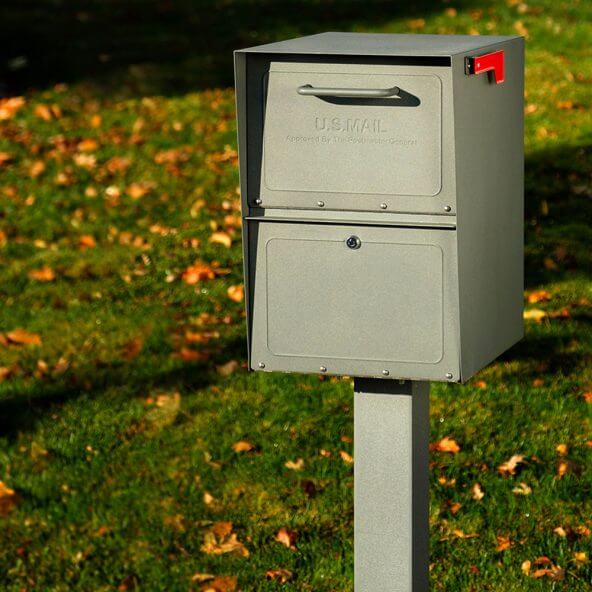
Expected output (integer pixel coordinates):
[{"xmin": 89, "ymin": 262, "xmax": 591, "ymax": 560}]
[{"xmin": 346, "ymin": 235, "xmax": 362, "ymax": 250}]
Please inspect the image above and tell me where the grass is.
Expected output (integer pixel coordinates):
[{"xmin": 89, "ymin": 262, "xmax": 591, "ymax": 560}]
[{"xmin": 0, "ymin": 0, "xmax": 591, "ymax": 590}]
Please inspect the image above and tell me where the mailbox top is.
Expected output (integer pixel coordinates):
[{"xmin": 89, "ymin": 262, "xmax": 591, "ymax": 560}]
[{"xmin": 236, "ymin": 32, "xmax": 521, "ymax": 58}]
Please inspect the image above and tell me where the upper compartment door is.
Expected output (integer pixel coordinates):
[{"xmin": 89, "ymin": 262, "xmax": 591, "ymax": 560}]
[{"xmin": 260, "ymin": 62, "xmax": 454, "ymax": 214}]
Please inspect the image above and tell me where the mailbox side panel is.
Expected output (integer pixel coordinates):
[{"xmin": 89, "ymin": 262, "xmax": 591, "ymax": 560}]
[{"xmin": 453, "ymin": 38, "xmax": 525, "ymax": 381}]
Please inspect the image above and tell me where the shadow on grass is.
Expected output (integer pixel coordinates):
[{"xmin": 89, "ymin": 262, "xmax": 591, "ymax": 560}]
[
  {"xmin": 0, "ymin": 335, "xmax": 246, "ymax": 439},
  {"xmin": 2, "ymin": 0, "xmax": 486, "ymax": 95}
]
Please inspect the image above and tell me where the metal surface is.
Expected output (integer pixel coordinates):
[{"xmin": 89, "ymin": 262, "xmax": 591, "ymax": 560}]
[
  {"xmin": 249, "ymin": 221, "xmax": 460, "ymax": 381},
  {"xmin": 237, "ymin": 31, "xmax": 520, "ymax": 58},
  {"xmin": 297, "ymin": 83, "xmax": 401, "ymax": 98},
  {"xmin": 355, "ymin": 378, "xmax": 429, "ymax": 592},
  {"xmin": 261, "ymin": 62, "xmax": 447, "ymax": 208}
]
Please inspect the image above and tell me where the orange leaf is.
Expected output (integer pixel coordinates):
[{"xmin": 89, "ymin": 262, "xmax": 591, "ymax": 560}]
[
  {"xmin": 496, "ymin": 535, "xmax": 512, "ymax": 552},
  {"xmin": 0, "ymin": 97, "xmax": 25, "ymax": 120},
  {"xmin": 34, "ymin": 104, "xmax": 52, "ymax": 121},
  {"xmin": 6, "ymin": 328, "xmax": 42, "ymax": 346},
  {"xmin": 339, "ymin": 450, "xmax": 354, "ymax": 464},
  {"xmin": 498, "ymin": 454, "xmax": 525, "ymax": 476},
  {"xmin": 284, "ymin": 458, "xmax": 304, "ymax": 471},
  {"xmin": 126, "ymin": 183, "xmax": 150, "ymax": 200},
  {"xmin": 78, "ymin": 138, "xmax": 99, "ymax": 152},
  {"xmin": 555, "ymin": 443, "xmax": 568, "ymax": 456},
  {"xmin": 227, "ymin": 285, "xmax": 244, "ymax": 303},
  {"xmin": 527, "ymin": 290, "xmax": 551, "ymax": 304},
  {"xmin": 472, "ymin": 483, "xmax": 485, "ymax": 501},
  {"xmin": 232, "ymin": 440, "xmax": 255, "ymax": 453},
  {"xmin": 29, "ymin": 160, "xmax": 46, "ymax": 177},
  {"xmin": 265, "ymin": 569, "xmax": 293, "ymax": 583},
  {"xmin": 28, "ymin": 266, "xmax": 55, "ymax": 282},
  {"xmin": 181, "ymin": 263, "xmax": 216, "ymax": 284},
  {"xmin": 79, "ymin": 235, "xmax": 96, "ymax": 249},
  {"xmin": 275, "ymin": 527, "xmax": 298, "ymax": 549},
  {"xmin": 210, "ymin": 231, "xmax": 232, "ymax": 248},
  {"xmin": 0, "ymin": 481, "xmax": 18, "ymax": 516},
  {"xmin": 433, "ymin": 437, "xmax": 461, "ymax": 454},
  {"xmin": 200, "ymin": 576, "xmax": 237, "ymax": 592}
]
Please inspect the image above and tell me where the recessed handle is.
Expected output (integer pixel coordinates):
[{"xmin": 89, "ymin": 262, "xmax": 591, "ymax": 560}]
[{"xmin": 297, "ymin": 84, "xmax": 401, "ymax": 99}]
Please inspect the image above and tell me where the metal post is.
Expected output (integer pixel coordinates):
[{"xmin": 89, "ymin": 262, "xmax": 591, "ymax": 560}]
[{"xmin": 354, "ymin": 378, "xmax": 430, "ymax": 592}]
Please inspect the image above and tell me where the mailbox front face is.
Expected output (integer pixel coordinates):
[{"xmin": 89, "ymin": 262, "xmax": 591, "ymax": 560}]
[
  {"xmin": 249, "ymin": 222, "xmax": 460, "ymax": 382},
  {"xmin": 256, "ymin": 62, "xmax": 456, "ymax": 215}
]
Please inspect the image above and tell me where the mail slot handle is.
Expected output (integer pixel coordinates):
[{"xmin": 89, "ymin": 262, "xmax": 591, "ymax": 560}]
[{"xmin": 297, "ymin": 84, "xmax": 401, "ymax": 99}]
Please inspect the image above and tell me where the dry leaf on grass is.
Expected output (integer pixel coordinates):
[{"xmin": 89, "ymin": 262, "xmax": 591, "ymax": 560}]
[
  {"xmin": 555, "ymin": 443, "xmax": 568, "ymax": 456},
  {"xmin": 232, "ymin": 440, "xmax": 255, "ymax": 453},
  {"xmin": 6, "ymin": 328, "xmax": 42, "ymax": 346},
  {"xmin": 265, "ymin": 568, "xmax": 293, "ymax": 583},
  {"xmin": 0, "ymin": 97, "xmax": 25, "ymax": 120},
  {"xmin": 275, "ymin": 527, "xmax": 298, "ymax": 550},
  {"xmin": 472, "ymin": 483, "xmax": 485, "ymax": 501},
  {"xmin": 210, "ymin": 231, "xmax": 232, "ymax": 248},
  {"xmin": 339, "ymin": 450, "xmax": 354, "ymax": 464},
  {"xmin": 523, "ymin": 309, "xmax": 547, "ymax": 322},
  {"xmin": 496, "ymin": 536, "xmax": 512, "ymax": 552},
  {"xmin": 432, "ymin": 437, "xmax": 461, "ymax": 454},
  {"xmin": 498, "ymin": 454, "xmax": 526, "ymax": 476},
  {"xmin": 122, "ymin": 337, "xmax": 143, "ymax": 360},
  {"xmin": 512, "ymin": 482, "xmax": 532, "ymax": 496},
  {"xmin": 145, "ymin": 392, "xmax": 180, "ymax": 430},
  {"xmin": 79, "ymin": 235, "xmax": 96, "ymax": 249},
  {"xmin": 181, "ymin": 262, "xmax": 217, "ymax": 284},
  {"xmin": 0, "ymin": 481, "xmax": 18, "ymax": 516},
  {"xmin": 285, "ymin": 458, "xmax": 304, "ymax": 471},
  {"xmin": 28, "ymin": 266, "xmax": 55, "ymax": 282},
  {"xmin": 527, "ymin": 290, "xmax": 551, "ymax": 303},
  {"xmin": 200, "ymin": 576, "xmax": 237, "ymax": 592},
  {"xmin": 217, "ymin": 360, "xmax": 239, "ymax": 377},
  {"xmin": 201, "ymin": 522, "xmax": 249, "ymax": 557},
  {"xmin": 227, "ymin": 285, "xmax": 244, "ymax": 303}
]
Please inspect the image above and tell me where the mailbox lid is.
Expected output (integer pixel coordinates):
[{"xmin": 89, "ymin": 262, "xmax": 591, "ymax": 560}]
[
  {"xmin": 249, "ymin": 221, "xmax": 460, "ymax": 381},
  {"xmin": 259, "ymin": 63, "xmax": 454, "ymax": 213}
]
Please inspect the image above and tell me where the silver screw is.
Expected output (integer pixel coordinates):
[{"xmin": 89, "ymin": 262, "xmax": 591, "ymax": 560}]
[
  {"xmin": 317, "ymin": 201, "xmax": 325, "ymax": 208},
  {"xmin": 258, "ymin": 362, "xmax": 265, "ymax": 369},
  {"xmin": 380, "ymin": 203, "xmax": 388, "ymax": 210},
  {"xmin": 445, "ymin": 372, "xmax": 453, "ymax": 379},
  {"xmin": 254, "ymin": 198, "xmax": 262, "ymax": 205},
  {"xmin": 320, "ymin": 366, "xmax": 327, "ymax": 373},
  {"xmin": 382, "ymin": 370, "xmax": 390, "ymax": 376},
  {"xmin": 444, "ymin": 205, "xmax": 452, "ymax": 212}
]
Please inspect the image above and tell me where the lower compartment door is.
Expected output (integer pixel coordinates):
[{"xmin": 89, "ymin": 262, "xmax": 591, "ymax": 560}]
[{"xmin": 249, "ymin": 222, "xmax": 460, "ymax": 382}]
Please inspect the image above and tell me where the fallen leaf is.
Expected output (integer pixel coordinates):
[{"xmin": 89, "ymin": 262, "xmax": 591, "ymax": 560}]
[
  {"xmin": 122, "ymin": 337, "xmax": 143, "ymax": 360},
  {"xmin": 472, "ymin": 483, "xmax": 485, "ymax": 501},
  {"xmin": 28, "ymin": 266, "xmax": 55, "ymax": 282},
  {"xmin": 474, "ymin": 380, "xmax": 487, "ymax": 389},
  {"xmin": 181, "ymin": 262, "xmax": 216, "ymax": 284},
  {"xmin": 6, "ymin": 328, "xmax": 42, "ymax": 346},
  {"xmin": 0, "ymin": 152, "xmax": 12, "ymax": 166},
  {"xmin": 521, "ymin": 560, "xmax": 531, "ymax": 575},
  {"xmin": 556, "ymin": 443, "xmax": 568, "ymax": 456},
  {"xmin": 265, "ymin": 568, "xmax": 293, "ymax": 583},
  {"xmin": 29, "ymin": 160, "xmax": 46, "ymax": 177},
  {"xmin": 496, "ymin": 535, "xmax": 512, "ymax": 552},
  {"xmin": 339, "ymin": 450, "xmax": 354, "ymax": 464},
  {"xmin": 583, "ymin": 392, "xmax": 592, "ymax": 404},
  {"xmin": 34, "ymin": 104, "xmax": 53, "ymax": 121},
  {"xmin": 527, "ymin": 290, "xmax": 551, "ymax": 303},
  {"xmin": 201, "ymin": 522, "xmax": 249, "ymax": 557},
  {"xmin": 498, "ymin": 454, "xmax": 525, "ymax": 476},
  {"xmin": 78, "ymin": 138, "xmax": 99, "ymax": 152},
  {"xmin": 556, "ymin": 100, "xmax": 574, "ymax": 110},
  {"xmin": 145, "ymin": 392, "xmax": 181, "ymax": 430},
  {"xmin": 79, "ymin": 235, "xmax": 96, "ymax": 249},
  {"xmin": 227, "ymin": 285, "xmax": 244, "ymax": 303},
  {"xmin": 275, "ymin": 527, "xmax": 298, "ymax": 550},
  {"xmin": 575, "ymin": 525, "xmax": 591, "ymax": 537},
  {"xmin": 408, "ymin": 18, "xmax": 425, "ymax": 29},
  {"xmin": 217, "ymin": 360, "xmax": 239, "ymax": 376},
  {"xmin": 232, "ymin": 440, "xmax": 255, "ymax": 453},
  {"xmin": 512, "ymin": 482, "xmax": 532, "ymax": 496},
  {"xmin": 0, "ymin": 481, "xmax": 18, "ymax": 516},
  {"xmin": 0, "ymin": 97, "xmax": 25, "ymax": 120},
  {"xmin": 203, "ymin": 492, "xmax": 215, "ymax": 505},
  {"xmin": 554, "ymin": 526, "xmax": 567, "ymax": 537},
  {"xmin": 174, "ymin": 347, "xmax": 209, "ymax": 362},
  {"xmin": 0, "ymin": 367, "xmax": 11, "ymax": 382},
  {"xmin": 191, "ymin": 573, "xmax": 215, "ymax": 583},
  {"xmin": 523, "ymin": 309, "xmax": 547, "ymax": 322},
  {"xmin": 452, "ymin": 529, "xmax": 479, "ymax": 539},
  {"xmin": 210, "ymin": 231, "xmax": 232, "ymax": 248},
  {"xmin": 126, "ymin": 183, "xmax": 151, "ymax": 200},
  {"xmin": 449, "ymin": 502, "xmax": 462, "ymax": 515},
  {"xmin": 557, "ymin": 461, "xmax": 569, "ymax": 478},
  {"xmin": 200, "ymin": 575, "xmax": 237, "ymax": 592},
  {"xmin": 285, "ymin": 458, "xmax": 304, "ymax": 470},
  {"xmin": 574, "ymin": 552, "xmax": 588, "ymax": 563},
  {"xmin": 433, "ymin": 437, "xmax": 461, "ymax": 454},
  {"xmin": 532, "ymin": 566, "xmax": 565, "ymax": 581}
]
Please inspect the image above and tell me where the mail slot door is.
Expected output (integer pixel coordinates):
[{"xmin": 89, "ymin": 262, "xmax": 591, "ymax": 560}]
[
  {"xmin": 259, "ymin": 62, "xmax": 456, "ymax": 214},
  {"xmin": 249, "ymin": 222, "xmax": 460, "ymax": 382}
]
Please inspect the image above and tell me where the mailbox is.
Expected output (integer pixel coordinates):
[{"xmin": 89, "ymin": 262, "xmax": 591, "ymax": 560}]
[{"xmin": 234, "ymin": 33, "xmax": 524, "ymax": 383}]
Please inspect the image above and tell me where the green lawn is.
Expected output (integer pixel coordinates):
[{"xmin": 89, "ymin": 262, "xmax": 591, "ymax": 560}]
[{"xmin": 0, "ymin": 1, "xmax": 591, "ymax": 590}]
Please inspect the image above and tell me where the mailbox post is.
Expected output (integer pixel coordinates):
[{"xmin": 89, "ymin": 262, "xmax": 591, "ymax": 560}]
[{"xmin": 235, "ymin": 33, "xmax": 524, "ymax": 591}]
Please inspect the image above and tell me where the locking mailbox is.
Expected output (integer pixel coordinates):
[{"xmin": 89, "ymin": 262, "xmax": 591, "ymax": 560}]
[
  {"xmin": 235, "ymin": 33, "xmax": 524, "ymax": 591},
  {"xmin": 234, "ymin": 32, "xmax": 524, "ymax": 384}
]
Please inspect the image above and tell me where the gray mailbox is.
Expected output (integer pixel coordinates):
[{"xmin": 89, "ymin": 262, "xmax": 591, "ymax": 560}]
[{"xmin": 235, "ymin": 33, "xmax": 524, "ymax": 591}]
